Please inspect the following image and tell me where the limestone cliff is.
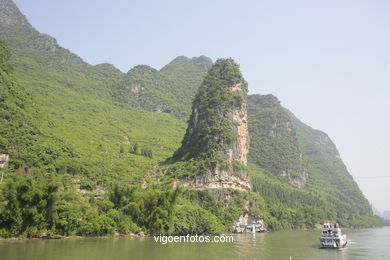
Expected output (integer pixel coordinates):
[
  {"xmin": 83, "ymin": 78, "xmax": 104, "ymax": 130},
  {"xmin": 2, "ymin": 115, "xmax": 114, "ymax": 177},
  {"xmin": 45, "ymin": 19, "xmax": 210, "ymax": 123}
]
[
  {"xmin": 0, "ymin": 154, "xmax": 9, "ymax": 169},
  {"xmin": 171, "ymin": 58, "xmax": 250, "ymax": 191},
  {"xmin": 0, "ymin": 153, "xmax": 9, "ymax": 183}
]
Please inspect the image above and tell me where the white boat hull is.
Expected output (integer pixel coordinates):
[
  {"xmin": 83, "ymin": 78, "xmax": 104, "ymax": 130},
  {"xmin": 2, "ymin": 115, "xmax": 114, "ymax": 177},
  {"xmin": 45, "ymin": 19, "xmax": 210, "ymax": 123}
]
[{"xmin": 319, "ymin": 240, "xmax": 347, "ymax": 249}]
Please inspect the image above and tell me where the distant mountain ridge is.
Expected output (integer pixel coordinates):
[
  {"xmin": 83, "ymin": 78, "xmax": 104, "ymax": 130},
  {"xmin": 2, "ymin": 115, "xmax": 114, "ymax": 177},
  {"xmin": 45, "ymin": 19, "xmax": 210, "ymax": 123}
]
[
  {"xmin": 0, "ymin": 0, "xmax": 210, "ymax": 120},
  {"xmin": 383, "ymin": 210, "xmax": 390, "ymax": 220},
  {"xmin": 113, "ymin": 56, "xmax": 212, "ymax": 119}
]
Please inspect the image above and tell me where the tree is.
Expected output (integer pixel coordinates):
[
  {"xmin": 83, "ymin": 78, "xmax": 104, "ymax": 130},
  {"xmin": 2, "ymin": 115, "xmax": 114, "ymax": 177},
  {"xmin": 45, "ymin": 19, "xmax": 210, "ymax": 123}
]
[
  {"xmin": 130, "ymin": 143, "xmax": 139, "ymax": 155},
  {"xmin": 141, "ymin": 147, "xmax": 153, "ymax": 158}
]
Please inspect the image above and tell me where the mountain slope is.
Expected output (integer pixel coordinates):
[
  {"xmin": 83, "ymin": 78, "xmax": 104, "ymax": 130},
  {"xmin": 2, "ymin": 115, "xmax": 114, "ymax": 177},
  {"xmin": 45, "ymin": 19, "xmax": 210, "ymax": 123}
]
[
  {"xmin": 289, "ymin": 109, "xmax": 375, "ymax": 220},
  {"xmin": 0, "ymin": 39, "xmax": 77, "ymax": 173},
  {"xmin": 112, "ymin": 56, "xmax": 212, "ymax": 120},
  {"xmin": 0, "ymin": 0, "xmax": 382, "ymax": 237},
  {"xmin": 0, "ymin": 0, "xmax": 188, "ymax": 186},
  {"xmin": 248, "ymin": 94, "xmax": 379, "ymax": 227},
  {"xmin": 248, "ymin": 94, "xmax": 308, "ymax": 187}
]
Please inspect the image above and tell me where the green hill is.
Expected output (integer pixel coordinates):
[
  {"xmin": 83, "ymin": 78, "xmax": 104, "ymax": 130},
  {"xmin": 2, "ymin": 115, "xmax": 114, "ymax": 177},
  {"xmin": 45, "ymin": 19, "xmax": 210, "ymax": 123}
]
[
  {"xmin": 0, "ymin": 0, "xmax": 382, "ymax": 237},
  {"xmin": 113, "ymin": 56, "xmax": 212, "ymax": 120},
  {"xmin": 247, "ymin": 94, "xmax": 380, "ymax": 228},
  {"xmin": 248, "ymin": 94, "xmax": 307, "ymax": 187}
]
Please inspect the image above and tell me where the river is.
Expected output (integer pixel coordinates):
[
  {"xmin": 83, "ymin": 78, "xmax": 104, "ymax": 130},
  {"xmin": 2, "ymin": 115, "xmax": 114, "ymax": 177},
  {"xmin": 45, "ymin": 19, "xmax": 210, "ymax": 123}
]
[{"xmin": 0, "ymin": 227, "xmax": 389, "ymax": 260}]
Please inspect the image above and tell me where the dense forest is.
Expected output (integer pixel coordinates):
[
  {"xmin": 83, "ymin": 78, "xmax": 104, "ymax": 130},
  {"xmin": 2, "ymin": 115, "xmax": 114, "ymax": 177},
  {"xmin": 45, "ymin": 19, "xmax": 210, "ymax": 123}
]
[{"xmin": 0, "ymin": 0, "xmax": 383, "ymax": 238}]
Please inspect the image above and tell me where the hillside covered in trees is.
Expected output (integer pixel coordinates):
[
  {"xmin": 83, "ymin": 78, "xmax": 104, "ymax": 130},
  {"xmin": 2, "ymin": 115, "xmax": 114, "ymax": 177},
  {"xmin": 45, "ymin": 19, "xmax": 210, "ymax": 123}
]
[{"xmin": 0, "ymin": 0, "xmax": 382, "ymax": 238}]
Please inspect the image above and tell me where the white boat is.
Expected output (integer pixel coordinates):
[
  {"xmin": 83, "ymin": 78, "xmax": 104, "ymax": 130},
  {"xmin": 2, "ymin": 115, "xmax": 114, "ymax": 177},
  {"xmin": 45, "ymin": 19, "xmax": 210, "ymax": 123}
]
[{"xmin": 319, "ymin": 222, "xmax": 347, "ymax": 249}]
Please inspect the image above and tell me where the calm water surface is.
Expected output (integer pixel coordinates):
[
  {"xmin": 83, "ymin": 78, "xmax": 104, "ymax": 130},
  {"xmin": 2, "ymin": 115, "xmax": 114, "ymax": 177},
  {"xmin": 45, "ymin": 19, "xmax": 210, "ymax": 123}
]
[{"xmin": 0, "ymin": 227, "xmax": 389, "ymax": 260}]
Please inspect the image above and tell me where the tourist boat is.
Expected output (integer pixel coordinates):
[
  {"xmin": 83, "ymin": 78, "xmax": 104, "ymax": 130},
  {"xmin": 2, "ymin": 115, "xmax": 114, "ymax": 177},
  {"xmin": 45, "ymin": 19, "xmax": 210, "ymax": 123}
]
[{"xmin": 319, "ymin": 222, "xmax": 347, "ymax": 249}]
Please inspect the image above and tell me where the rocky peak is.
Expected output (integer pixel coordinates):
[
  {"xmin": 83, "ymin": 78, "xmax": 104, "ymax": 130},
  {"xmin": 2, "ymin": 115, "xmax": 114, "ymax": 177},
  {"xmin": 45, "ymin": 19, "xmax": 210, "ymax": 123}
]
[
  {"xmin": 248, "ymin": 94, "xmax": 280, "ymax": 108},
  {"xmin": 172, "ymin": 58, "xmax": 250, "ymax": 191},
  {"xmin": 0, "ymin": 0, "xmax": 59, "ymax": 51},
  {"xmin": 127, "ymin": 65, "xmax": 158, "ymax": 79},
  {"xmin": 94, "ymin": 63, "xmax": 122, "ymax": 78},
  {"xmin": 95, "ymin": 63, "xmax": 121, "ymax": 72},
  {"xmin": 192, "ymin": 55, "xmax": 213, "ymax": 71},
  {"xmin": 161, "ymin": 55, "xmax": 213, "ymax": 72},
  {"xmin": 0, "ymin": 0, "xmax": 29, "ymax": 27},
  {"xmin": 166, "ymin": 56, "xmax": 190, "ymax": 65}
]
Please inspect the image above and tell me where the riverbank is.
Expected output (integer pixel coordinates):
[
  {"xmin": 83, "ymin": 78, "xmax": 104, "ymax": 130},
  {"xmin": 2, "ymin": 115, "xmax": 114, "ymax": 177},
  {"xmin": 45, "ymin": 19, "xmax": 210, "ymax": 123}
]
[
  {"xmin": 1, "ymin": 222, "xmax": 383, "ymax": 241},
  {"xmin": 0, "ymin": 232, "xmax": 148, "ymax": 241}
]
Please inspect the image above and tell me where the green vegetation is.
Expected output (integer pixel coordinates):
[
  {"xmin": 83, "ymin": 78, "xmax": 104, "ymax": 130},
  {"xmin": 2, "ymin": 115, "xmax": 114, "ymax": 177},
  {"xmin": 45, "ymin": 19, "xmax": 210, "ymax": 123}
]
[
  {"xmin": 113, "ymin": 56, "xmax": 212, "ymax": 120},
  {"xmin": 248, "ymin": 94, "xmax": 306, "ymax": 179},
  {"xmin": 0, "ymin": 0, "xmax": 383, "ymax": 238},
  {"xmin": 160, "ymin": 58, "xmax": 250, "ymax": 191},
  {"xmin": 247, "ymin": 95, "xmax": 382, "ymax": 229},
  {"xmin": 172, "ymin": 58, "xmax": 247, "ymax": 162},
  {"xmin": 0, "ymin": 167, "xmax": 258, "ymax": 237},
  {"xmin": 0, "ymin": 38, "xmax": 245, "ymax": 238},
  {"xmin": 288, "ymin": 109, "xmax": 382, "ymax": 226},
  {"xmin": 249, "ymin": 164, "xmax": 382, "ymax": 230}
]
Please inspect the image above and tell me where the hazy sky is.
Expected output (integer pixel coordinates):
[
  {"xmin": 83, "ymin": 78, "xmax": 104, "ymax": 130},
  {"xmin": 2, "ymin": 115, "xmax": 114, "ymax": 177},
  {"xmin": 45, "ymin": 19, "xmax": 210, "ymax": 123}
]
[{"xmin": 14, "ymin": 0, "xmax": 390, "ymax": 212}]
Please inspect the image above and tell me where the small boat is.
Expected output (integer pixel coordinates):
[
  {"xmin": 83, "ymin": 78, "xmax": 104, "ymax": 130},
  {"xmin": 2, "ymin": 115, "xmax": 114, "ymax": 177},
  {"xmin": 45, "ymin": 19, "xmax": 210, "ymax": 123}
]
[{"xmin": 319, "ymin": 222, "xmax": 347, "ymax": 249}]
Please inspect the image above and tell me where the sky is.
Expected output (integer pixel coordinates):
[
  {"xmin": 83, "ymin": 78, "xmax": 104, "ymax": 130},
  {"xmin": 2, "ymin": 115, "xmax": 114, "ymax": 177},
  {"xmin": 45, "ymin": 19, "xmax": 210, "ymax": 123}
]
[{"xmin": 14, "ymin": 0, "xmax": 390, "ymax": 213}]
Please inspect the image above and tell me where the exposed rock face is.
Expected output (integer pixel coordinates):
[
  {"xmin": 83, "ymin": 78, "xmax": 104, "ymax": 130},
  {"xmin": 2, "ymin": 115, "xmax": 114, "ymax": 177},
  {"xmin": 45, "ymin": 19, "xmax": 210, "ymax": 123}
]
[
  {"xmin": 0, "ymin": 0, "xmax": 93, "ymax": 70},
  {"xmin": 0, "ymin": 153, "xmax": 9, "ymax": 169},
  {"xmin": 231, "ymin": 83, "xmax": 249, "ymax": 165},
  {"xmin": 280, "ymin": 168, "xmax": 308, "ymax": 188},
  {"xmin": 192, "ymin": 166, "xmax": 250, "ymax": 191},
  {"xmin": 172, "ymin": 58, "xmax": 250, "ymax": 191},
  {"xmin": 0, "ymin": 0, "xmax": 28, "ymax": 27},
  {"xmin": 0, "ymin": 153, "xmax": 9, "ymax": 183},
  {"xmin": 233, "ymin": 212, "xmax": 266, "ymax": 233},
  {"xmin": 0, "ymin": 0, "xmax": 58, "ymax": 51}
]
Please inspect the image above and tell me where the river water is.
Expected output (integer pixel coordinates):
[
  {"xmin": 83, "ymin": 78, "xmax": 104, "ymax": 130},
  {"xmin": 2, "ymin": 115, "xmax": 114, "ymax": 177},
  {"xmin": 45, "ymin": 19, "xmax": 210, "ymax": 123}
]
[{"xmin": 0, "ymin": 227, "xmax": 389, "ymax": 260}]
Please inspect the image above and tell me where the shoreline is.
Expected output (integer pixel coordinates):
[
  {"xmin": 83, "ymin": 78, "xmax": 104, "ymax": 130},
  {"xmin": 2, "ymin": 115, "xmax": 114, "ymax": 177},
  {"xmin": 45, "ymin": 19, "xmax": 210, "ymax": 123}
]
[
  {"xmin": 0, "ymin": 232, "xmax": 148, "ymax": 241},
  {"xmin": 1, "ymin": 225, "xmax": 386, "ymax": 241}
]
